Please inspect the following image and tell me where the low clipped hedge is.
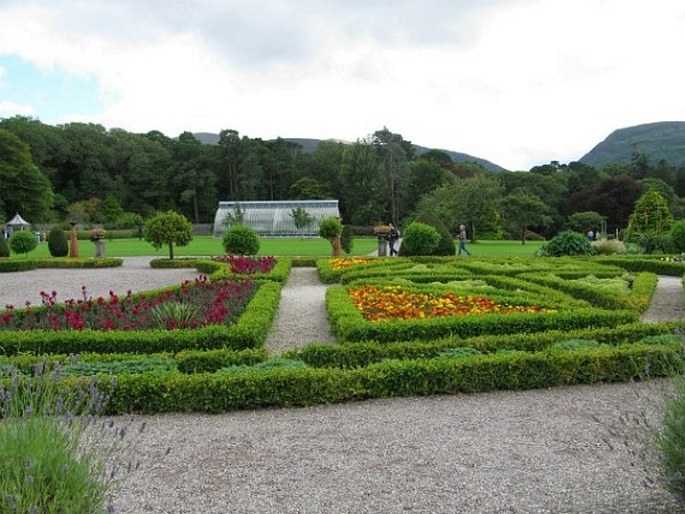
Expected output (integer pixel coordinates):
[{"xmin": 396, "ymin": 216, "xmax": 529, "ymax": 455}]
[
  {"xmin": 595, "ymin": 256, "xmax": 685, "ymax": 276},
  {"xmin": 150, "ymin": 257, "xmax": 292, "ymax": 284},
  {"xmin": 0, "ymin": 280, "xmax": 282, "ymax": 355},
  {"xmin": 284, "ymin": 322, "xmax": 678, "ymax": 368},
  {"xmin": 316, "ymin": 257, "xmax": 405, "ymax": 283},
  {"xmin": 85, "ymin": 341, "xmax": 683, "ymax": 414},
  {"xmin": 0, "ymin": 257, "xmax": 123, "ymax": 272}
]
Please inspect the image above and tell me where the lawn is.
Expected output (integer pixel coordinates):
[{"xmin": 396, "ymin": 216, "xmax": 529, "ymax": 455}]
[{"xmin": 10, "ymin": 237, "xmax": 545, "ymax": 259}]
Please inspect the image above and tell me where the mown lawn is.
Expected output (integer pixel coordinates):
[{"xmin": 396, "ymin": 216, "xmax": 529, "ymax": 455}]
[{"xmin": 10, "ymin": 237, "xmax": 545, "ymax": 259}]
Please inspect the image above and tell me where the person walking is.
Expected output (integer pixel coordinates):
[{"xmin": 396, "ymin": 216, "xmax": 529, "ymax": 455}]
[
  {"xmin": 457, "ymin": 224, "xmax": 471, "ymax": 256},
  {"xmin": 388, "ymin": 223, "xmax": 400, "ymax": 256}
]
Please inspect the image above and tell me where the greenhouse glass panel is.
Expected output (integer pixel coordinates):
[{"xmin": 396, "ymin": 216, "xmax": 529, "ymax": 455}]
[{"xmin": 213, "ymin": 200, "xmax": 340, "ymax": 237}]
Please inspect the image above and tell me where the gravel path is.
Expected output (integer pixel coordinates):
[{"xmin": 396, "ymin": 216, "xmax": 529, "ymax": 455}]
[
  {"xmin": 0, "ymin": 257, "xmax": 200, "ymax": 308},
  {"xmin": 3, "ymin": 263, "xmax": 685, "ymax": 512},
  {"xmin": 265, "ymin": 267, "xmax": 335, "ymax": 355},
  {"xmin": 641, "ymin": 276, "xmax": 685, "ymax": 323}
]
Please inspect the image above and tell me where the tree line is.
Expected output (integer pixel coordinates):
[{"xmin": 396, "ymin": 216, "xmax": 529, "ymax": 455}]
[{"xmin": 3, "ymin": 115, "xmax": 685, "ymax": 240}]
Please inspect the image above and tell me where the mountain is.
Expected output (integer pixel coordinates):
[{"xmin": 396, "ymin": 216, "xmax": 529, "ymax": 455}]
[
  {"xmin": 192, "ymin": 133, "xmax": 505, "ymax": 172},
  {"xmin": 579, "ymin": 121, "xmax": 685, "ymax": 169}
]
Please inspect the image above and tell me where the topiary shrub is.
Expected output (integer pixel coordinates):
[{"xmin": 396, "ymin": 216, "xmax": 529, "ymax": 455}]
[
  {"xmin": 222, "ymin": 224, "xmax": 260, "ymax": 255},
  {"xmin": 398, "ymin": 222, "xmax": 440, "ymax": 256},
  {"xmin": 0, "ymin": 236, "xmax": 9, "ymax": 258},
  {"xmin": 670, "ymin": 220, "xmax": 685, "ymax": 253},
  {"xmin": 537, "ymin": 230, "xmax": 596, "ymax": 257},
  {"xmin": 9, "ymin": 230, "xmax": 37, "ymax": 257},
  {"xmin": 341, "ymin": 225, "xmax": 354, "ymax": 254},
  {"xmin": 414, "ymin": 211, "xmax": 456, "ymax": 256},
  {"xmin": 47, "ymin": 227, "xmax": 69, "ymax": 257}
]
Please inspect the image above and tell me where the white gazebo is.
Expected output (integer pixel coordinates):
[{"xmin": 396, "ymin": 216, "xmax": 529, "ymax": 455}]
[{"xmin": 5, "ymin": 213, "xmax": 30, "ymax": 236}]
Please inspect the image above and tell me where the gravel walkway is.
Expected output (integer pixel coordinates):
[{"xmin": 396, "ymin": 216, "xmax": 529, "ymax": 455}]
[
  {"xmin": 641, "ymin": 276, "xmax": 685, "ymax": 323},
  {"xmin": 3, "ymin": 262, "xmax": 685, "ymax": 512},
  {"xmin": 265, "ymin": 267, "xmax": 335, "ymax": 355}
]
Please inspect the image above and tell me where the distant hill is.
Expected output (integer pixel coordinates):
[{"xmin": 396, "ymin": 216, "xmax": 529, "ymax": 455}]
[
  {"xmin": 579, "ymin": 121, "xmax": 685, "ymax": 168},
  {"xmin": 192, "ymin": 133, "xmax": 505, "ymax": 172}
]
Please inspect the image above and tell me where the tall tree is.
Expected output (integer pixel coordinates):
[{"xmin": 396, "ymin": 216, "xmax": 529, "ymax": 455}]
[
  {"xmin": 372, "ymin": 127, "xmax": 412, "ymax": 225},
  {"xmin": 340, "ymin": 141, "xmax": 385, "ymax": 225},
  {"xmin": 0, "ymin": 129, "xmax": 54, "ymax": 222},
  {"xmin": 500, "ymin": 189, "xmax": 553, "ymax": 244}
]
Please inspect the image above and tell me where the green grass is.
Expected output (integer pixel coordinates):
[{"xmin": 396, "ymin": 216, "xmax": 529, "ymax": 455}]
[{"xmin": 10, "ymin": 237, "xmax": 545, "ymax": 259}]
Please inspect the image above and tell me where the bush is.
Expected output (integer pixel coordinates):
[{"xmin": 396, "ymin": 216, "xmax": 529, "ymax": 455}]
[
  {"xmin": 0, "ymin": 236, "xmax": 9, "ymax": 258},
  {"xmin": 341, "ymin": 225, "xmax": 354, "ymax": 254},
  {"xmin": 319, "ymin": 217, "xmax": 343, "ymax": 240},
  {"xmin": 414, "ymin": 211, "xmax": 456, "ymax": 256},
  {"xmin": 656, "ymin": 376, "xmax": 685, "ymax": 502},
  {"xmin": 8, "ymin": 230, "xmax": 37, "ymax": 257},
  {"xmin": 537, "ymin": 230, "xmax": 595, "ymax": 257},
  {"xmin": 637, "ymin": 233, "xmax": 672, "ymax": 254},
  {"xmin": 398, "ymin": 222, "xmax": 440, "ymax": 256},
  {"xmin": 222, "ymin": 224, "xmax": 260, "ymax": 255},
  {"xmin": 47, "ymin": 227, "xmax": 69, "ymax": 257},
  {"xmin": 670, "ymin": 220, "xmax": 685, "ymax": 253},
  {"xmin": 591, "ymin": 239, "xmax": 626, "ymax": 255}
]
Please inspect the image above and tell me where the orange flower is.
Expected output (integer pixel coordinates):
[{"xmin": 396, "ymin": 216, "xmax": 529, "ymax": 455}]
[
  {"xmin": 329, "ymin": 257, "xmax": 383, "ymax": 270},
  {"xmin": 347, "ymin": 285, "xmax": 554, "ymax": 322}
]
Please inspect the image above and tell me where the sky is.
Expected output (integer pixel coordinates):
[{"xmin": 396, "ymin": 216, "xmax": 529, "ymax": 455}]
[{"xmin": 1, "ymin": 0, "xmax": 684, "ymax": 171}]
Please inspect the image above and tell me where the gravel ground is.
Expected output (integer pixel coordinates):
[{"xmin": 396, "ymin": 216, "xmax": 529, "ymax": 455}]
[
  {"xmin": 0, "ymin": 257, "xmax": 200, "ymax": 308},
  {"xmin": 3, "ymin": 263, "xmax": 685, "ymax": 512},
  {"xmin": 641, "ymin": 276, "xmax": 685, "ymax": 323}
]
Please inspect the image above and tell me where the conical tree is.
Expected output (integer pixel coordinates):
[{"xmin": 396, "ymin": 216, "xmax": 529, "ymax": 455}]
[{"xmin": 47, "ymin": 227, "xmax": 69, "ymax": 257}]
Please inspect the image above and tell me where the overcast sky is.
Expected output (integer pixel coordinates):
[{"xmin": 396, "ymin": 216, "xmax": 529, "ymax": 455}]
[{"xmin": 1, "ymin": 0, "xmax": 684, "ymax": 171}]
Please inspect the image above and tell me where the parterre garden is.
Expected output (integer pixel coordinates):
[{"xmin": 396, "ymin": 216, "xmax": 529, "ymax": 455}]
[{"xmin": 1, "ymin": 254, "xmax": 685, "ymax": 414}]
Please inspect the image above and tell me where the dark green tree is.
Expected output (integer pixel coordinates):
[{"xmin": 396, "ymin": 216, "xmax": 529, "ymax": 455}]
[
  {"xmin": 0, "ymin": 129, "xmax": 54, "ymax": 222},
  {"xmin": 289, "ymin": 207, "xmax": 314, "ymax": 236},
  {"xmin": 500, "ymin": 189, "xmax": 553, "ymax": 244},
  {"xmin": 340, "ymin": 141, "xmax": 385, "ymax": 225},
  {"xmin": 9, "ymin": 230, "xmax": 37, "ymax": 257}
]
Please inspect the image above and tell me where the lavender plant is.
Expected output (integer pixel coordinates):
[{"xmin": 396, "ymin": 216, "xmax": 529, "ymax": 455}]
[{"xmin": 0, "ymin": 361, "xmax": 144, "ymax": 513}]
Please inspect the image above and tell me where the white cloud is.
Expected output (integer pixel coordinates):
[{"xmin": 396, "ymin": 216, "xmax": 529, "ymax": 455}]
[{"xmin": 1, "ymin": 0, "xmax": 685, "ymax": 169}]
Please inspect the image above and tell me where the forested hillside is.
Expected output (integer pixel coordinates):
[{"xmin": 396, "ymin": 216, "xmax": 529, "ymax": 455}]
[
  {"xmin": 3, "ymin": 115, "xmax": 685, "ymax": 242},
  {"xmin": 580, "ymin": 121, "xmax": 685, "ymax": 169}
]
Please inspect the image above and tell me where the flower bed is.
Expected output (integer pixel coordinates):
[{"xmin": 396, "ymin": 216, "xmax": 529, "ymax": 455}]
[
  {"xmin": 0, "ymin": 276, "xmax": 257, "ymax": 331},
  {"xmin": 212, "ymin": 255, "xmax": 277, "ymax": 274},
  {"xmin": 348, "ymin": 284, "xmax": 554, "ymax": 322}
]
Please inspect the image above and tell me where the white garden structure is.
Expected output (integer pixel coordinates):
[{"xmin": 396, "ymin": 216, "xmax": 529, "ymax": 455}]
[{"xmin": 213, "ymin": 200, "xmax": 340, "ymax": 237}]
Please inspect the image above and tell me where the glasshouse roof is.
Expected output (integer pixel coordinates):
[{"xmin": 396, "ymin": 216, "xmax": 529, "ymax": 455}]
[{"xmin": 213, "ymin": 200, "xmax": 340, "ymax": 237}]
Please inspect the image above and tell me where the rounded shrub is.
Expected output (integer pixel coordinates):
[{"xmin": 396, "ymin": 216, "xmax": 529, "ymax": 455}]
[
  {"xmin": 341, "ymin": 225, "xmax": 354, "ymax": 254},
  {"xmin": 47, "ymin": 227, "xmax": 69, "ymax": 257},
  {"xmin": 9, "ymin": 230, "xmax": 37, "ymax": 257},
  {"xmin": 222, "ymin": 224, "xmax": 260, "ymax": 255},
  {"xmin": 537, "ymin": 230, "xmax": 595, "ymax": 257},
  {"xmin": 318, "ymin": 217, "xmax": 343, "ymax": 240},
  {"xmin": 399, "ymin": 222, "xmax": 440, "ymax": 256},
  {"xmin": 414, "ymin": 211, "xmax": 456, "ymax": 256},
  {"xmin": 0, "ymin": 236, "xmax": 9, "ymax": 258},
  {"xmin": 670, "ymin": 220, "xmax": 685, "ymax": 253}
]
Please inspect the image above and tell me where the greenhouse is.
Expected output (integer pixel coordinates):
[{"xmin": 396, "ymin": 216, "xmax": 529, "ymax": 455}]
[{"xmin": 213, "ymin": 200, "xmax": 340, "ymax": 237}]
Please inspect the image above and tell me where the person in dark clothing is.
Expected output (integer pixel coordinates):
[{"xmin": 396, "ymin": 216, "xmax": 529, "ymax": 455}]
[{"xmin": 388, "ymin": 223, "xmax": 400, "ymax": 256}]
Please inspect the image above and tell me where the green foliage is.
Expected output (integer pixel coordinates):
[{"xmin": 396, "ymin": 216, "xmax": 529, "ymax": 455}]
[
  {"xmin": 47, "ymin": 226, "xmax": 69, "ymax": 257},
  {"xmin": 0, "ymin": 236, "xmax": 8, "ymax": 258},
  {"xmin": 669, "ymin": 220, "xmax": 685, "ymax": 253},
  {"xmin": 144, "ymin": 210, "xmax": 192, "ymax": 259},
  {"xmin": 218, "ymin": 357, "xmax": 309, "ymax": 375},
  {"xmin": 413, "ymin": 211, "xmax": 456, "ymax": 256},
  {"xmin": 627, "ymin": 190, "xmax": 673, "ymax": 242},
  {"xmin": 0, "ymin": 367, "xmax": 119, "ymax": 513},
  {"xmin": 8, "ymin": 230, "xmax": 37, "ymax": 257},
  {"xmin": 399, "ymin": 222, "xmax": 440, "ymax": 256},
  {"xmin": 319, "ymin": 216, "xmax": 343, "ymax": 240},
  {"xmin": 341, "ymin": 225, "xmax": 354, "ymax": 254},
  {"xmin": 289, "ymin": 207, "xmax": 314, "ymax": 234},
  {"xmin": 62, "ymin": 357, "xmax": 178, "ymax": 376},
  {"xmin": 437, "ymin": 347, "xmax": 484, "ymax": 358},
  {"xmin": 222, "ymin": 203, "xmax": 245, "ymax": 229},
  {"xmin": 222, "ymin": 224, "xmax": 260, "ymax": 255},
  {"xmin": 537, "ymin": 230, "xmax": 596, "ymax": 257},
  {"xmin": 550, "ymin": 339, "xmax": 604, "ymax": 351},
  {"xmin": 567, "ymin": 211, "xmax": 605, "ymax": 233},
  {"xmin": 656, "ymin": 376, "xmax": 685, "ymax": 502}
]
